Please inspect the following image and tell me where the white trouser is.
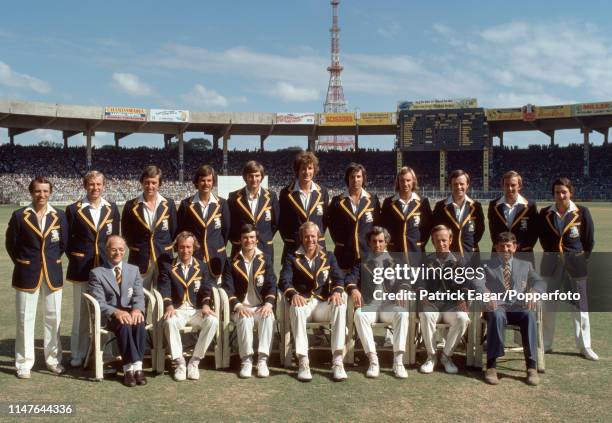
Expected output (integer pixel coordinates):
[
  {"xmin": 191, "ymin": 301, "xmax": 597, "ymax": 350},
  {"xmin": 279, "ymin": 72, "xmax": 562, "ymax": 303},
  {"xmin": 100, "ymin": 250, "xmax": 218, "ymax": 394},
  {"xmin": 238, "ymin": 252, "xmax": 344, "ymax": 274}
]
[
  {"xmin": 15, "ymin": 283, "xmax": 63, "ymax": 371},
  {"xmin": 543, "ymin": 276, "xmax": 591, "ymax": 350},
  {"xmin": 290, "ymin": 296, "xmax": 347, "ymax": 358},
  {"xmin": 354, "ymin": 305, "xmax": 409, "ymax": 355},
  {"xmin": 231, "ymin": 306, "xmax": 275, "ymax": 359},
  {"xmin": 70, "ymin": 283, "xmax": 90, "ymax": 362},
  {"xmin": 141, "ymin": 260, "xmax": 159, "ymax": 291},
  {"xmin": 419, "ymin": 306, "xmax": 470, "ymax": 357},
  {"xmin": 164, "ymin": 306, "xmax": 219, "ymax": 360}
]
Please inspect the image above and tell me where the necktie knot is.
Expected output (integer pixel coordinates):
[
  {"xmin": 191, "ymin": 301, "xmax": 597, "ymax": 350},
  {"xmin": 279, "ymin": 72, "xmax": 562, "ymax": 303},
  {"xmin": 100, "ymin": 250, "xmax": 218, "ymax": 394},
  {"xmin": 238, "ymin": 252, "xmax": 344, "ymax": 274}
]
[{"xmin": 114, "ymin": 266, "xmax": 122, "ymax": 284}]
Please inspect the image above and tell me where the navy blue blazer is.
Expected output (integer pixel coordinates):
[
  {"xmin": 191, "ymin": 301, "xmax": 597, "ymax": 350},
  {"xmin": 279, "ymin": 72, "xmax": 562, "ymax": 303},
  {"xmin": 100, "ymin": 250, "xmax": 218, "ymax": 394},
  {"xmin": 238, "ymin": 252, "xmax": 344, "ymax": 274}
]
[
  {"xmin": 278, "ymin": 181, "xmax": 329, "ymax": 256},
  {"xmin": 344, "ymin": 254, "xmax": 407, "ymax": 305},
  {"xmin": 66, "ymin": 199, "xmax": 121, "ymax": 282},
  {"xmin": 432, "ymin": 197, "xmax": 485, "ymax": 256},
  {"xmin": 221, "ymin": 251, "xmax": 277, "ymax": 310},
  {"xmin": 5, "ymin": 206, "xmax": 68, "ymax": 291},
  {"xmin": 325, "ymin": 192, "xmax": 381, "ymax": 270},
  {"xmin": 539, "ymin": 204, "xmax": 594, "ymax": 278},
  {"xmin": 158, "ymin": 257, "xmax": 213, "ymax": 309},
  {"xmin": 279, "ymin": 249, "xmax": 344, "ymax": 301},
  {"xmin": 227, "ymin": 187, "xmax": 279, "ymax": 260},
  {"xmin": 177, "ymin": 194, "xmax": 230, "ymax": 278},
  {"xmin": 487, "ymin": 196, "xmax": 539, "ymax": 252},
  {"xmin": 381, "ymin": 194, "xmax": 433, "ymax": 255},
  {"xmin": 121, "ymin": 196, "xmax": 177, "ymax": 274}
]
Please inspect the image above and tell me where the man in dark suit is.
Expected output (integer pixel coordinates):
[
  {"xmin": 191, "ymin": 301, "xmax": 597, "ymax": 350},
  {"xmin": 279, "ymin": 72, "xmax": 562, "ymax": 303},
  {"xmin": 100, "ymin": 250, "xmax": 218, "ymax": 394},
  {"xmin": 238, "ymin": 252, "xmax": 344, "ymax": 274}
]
[
  {"xmin": 6, "ymin": 177, "xmax": 68, "ymax": 379},
  {"xmin": 326, "ymin": 162, "xmax": 381, "ymax": 270},
  {"xmin": 487, "ymin": 171, "xmax": 538, "ymax": 256},
  {"xmin": 279, "ymin": 222, "xmax": 346, "ymax": 381},
  {"xmin": 278, "ymin": 151, "xmax": 330, "ymax": 260},
  {"xmin": 65, "ymin": 170, "xmax": 121, "ymax": 367},
  {"xmin": 177, "ymin": 165, "xmax": 230, "ymax": 282},
  {"xmin": 221, "ymin": 224, "xmax": 276, "ymax": 378},
  {"xmin": 227, "ymin": 161, "xmax": 279, "ymax": 263},
  {"xmin": 89, "ymin": 235, "xmax": 147, "ymax": 387},
  {"xmin": 121, "ymin": 165, "xmax": 177, "ymax": 290},
  {"xmin": 432, "ymin": 169, "xmax": 485, "ymax": 257},
  {"xmin": 480, "ymin": 232, "xmax": 546, "ymax": 386}
]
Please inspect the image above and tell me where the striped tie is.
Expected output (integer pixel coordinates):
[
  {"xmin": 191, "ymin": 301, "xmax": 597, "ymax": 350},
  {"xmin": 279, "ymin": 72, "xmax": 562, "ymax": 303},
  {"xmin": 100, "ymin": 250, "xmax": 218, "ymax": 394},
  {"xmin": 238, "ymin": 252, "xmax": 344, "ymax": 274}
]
[
  {"xmin": 503, "ymin": 260, "xmax": 511, "ymax": 291},
  {"xmin": 114, "ymin": 266, "xmax": 122, "ymax": 285}
]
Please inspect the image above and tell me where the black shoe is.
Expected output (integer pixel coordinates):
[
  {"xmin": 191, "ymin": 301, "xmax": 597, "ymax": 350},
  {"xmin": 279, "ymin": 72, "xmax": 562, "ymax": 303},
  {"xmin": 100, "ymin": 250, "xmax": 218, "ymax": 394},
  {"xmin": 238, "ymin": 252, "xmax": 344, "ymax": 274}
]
[
  {"xmin": 134, "ymin": 370, "xmax": 147, "ymax": 386},
  {"xmin": 123, "ymin": 371, "xmax": 136, "ymax": 387}
]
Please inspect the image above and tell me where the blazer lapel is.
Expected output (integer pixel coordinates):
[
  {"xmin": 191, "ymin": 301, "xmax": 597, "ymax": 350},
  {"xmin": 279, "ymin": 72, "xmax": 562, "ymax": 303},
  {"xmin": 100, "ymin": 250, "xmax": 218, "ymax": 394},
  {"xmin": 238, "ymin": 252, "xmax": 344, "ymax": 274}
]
[
  {"xmin": 493, "ymin": 202, "xmax": 507, "ymax": 228},
  {"xmin": 132, "ymin": 202, "xmax": 150, "ymax": 232},
  {"xmin": 77, "ymin": 202, "xmax": 97, "ymax": 232},
  {"xmin": 391, "ymin": 199, "xmax": 406, "ymax": 220},
  {"xmin": 153, "ymin": 201, "xmax": 169, "ymax": 230},
  {"xmin": 339, "ymin": 197, "xmax": 357, "ymax": 221},
  {"xmin": 295, "ymin": 255, "xmax": 314, "ymax": 280},
  {"xmin": 236, "ymin": 189, "xmax": 255, "ymax": 222},
  {"xmin": 232, "ymin": 257, "xmax": 249, "ymax": 283},
  {"xmin": 307, "ymin": 189, "xmax": 322, "ymax": 218},
  {"xmin": 42, "ymin": 212, "xmax": 59, "ymax": 238},
  {"xmin": 544, "ymin": 209, "xmax": 560, "ymax": 237},
  {"xmin": 288, "ymin": 188, "xmax": 308, "ymax": 220},
  {"xmin": 443, "ymin": 203, "xmax": 461, "ymax": 230},
  {"xmin": 98, "ymin": 204, "xmax": 113, "ymax": 231},
  {"xmin": 23, "ymin": 209, "xmax": 43, "ymax": 238},
  {"xmin": 561, "ymin": 210, "xmax": 580, "ymax": 235},
  {"xmin": 510, "ymin": 204, "xmax": 529, "ymax": 230},
  {"xmin": 255, "ymin": 190, "xmax": 271, "ymax": 222}
]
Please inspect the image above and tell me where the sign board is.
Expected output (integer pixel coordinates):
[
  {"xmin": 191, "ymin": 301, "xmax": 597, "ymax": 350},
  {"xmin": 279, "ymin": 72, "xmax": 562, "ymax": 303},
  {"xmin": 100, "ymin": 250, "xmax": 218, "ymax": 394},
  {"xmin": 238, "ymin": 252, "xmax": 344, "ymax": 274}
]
[
  {"xmin": 319, "ymin": 113, "xmax": 355, "ymax": 126},
  {"xmin": 149, "ymin": 109, "xmax": 189, "ymax": 122},
  {"xmin": 276, "ymin": 113, "xmax": 316, "ymax": 124},
  {"xmin": 103, "ymin": 106, "xmax": 146, "ymax": 121}
]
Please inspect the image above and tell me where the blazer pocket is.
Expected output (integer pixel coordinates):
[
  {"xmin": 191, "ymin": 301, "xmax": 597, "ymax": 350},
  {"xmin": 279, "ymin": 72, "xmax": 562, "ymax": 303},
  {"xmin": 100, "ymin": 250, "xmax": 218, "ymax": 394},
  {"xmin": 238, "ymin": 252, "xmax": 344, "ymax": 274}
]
[
  {"xmin": 15, "ymin": 258, "xmax": 31, "ymax": 265},
  {"xmin": 70, "ymin": 252, "xmax": 86, "ymax": 257}
]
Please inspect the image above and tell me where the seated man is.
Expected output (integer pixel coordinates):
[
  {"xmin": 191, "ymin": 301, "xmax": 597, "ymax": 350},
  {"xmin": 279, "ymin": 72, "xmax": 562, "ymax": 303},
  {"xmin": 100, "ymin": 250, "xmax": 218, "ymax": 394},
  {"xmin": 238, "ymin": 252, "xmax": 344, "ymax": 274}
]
[
  {"xmin": 279, "ymin": 222, "xmax": 347, "ymax": 381},
  {"xmin": 345, "ymin": 226, "xmax": 409, "ymax": 379},
  {"xmin": 481, "ymin": 232, "xmax": 546, "ymax": 386},
  {"xmin": 88, "ymin": 235, "xmax": 147, "ymax": 387},
  {"xmin": 417, "ymin": 225, "xmax": 471, "ymax": 374},
  {"xmin": 222, "ymin": 224, "xmax": 277, "ymax": 378},
  {"xmin": 158, "ymin": 231, "xmax": 219, "ymax": 382}
]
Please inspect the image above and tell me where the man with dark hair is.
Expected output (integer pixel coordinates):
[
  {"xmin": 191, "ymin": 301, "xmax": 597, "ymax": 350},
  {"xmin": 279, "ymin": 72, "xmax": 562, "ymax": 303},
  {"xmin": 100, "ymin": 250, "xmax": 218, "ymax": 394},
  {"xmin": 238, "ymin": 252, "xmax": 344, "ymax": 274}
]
[
  {"xmin": 177, "ymin": 165, "xmax": 230, "ymax": 281},
  {"xmin": 65, "ymin": 170, "xmax": 120, "ymax": 367},
  {"xmin": 326, "ymin": 162, "xmax": 381, "ymax": 270},
  {"xmin": 6, "ymin": 176, "xmax": 68, "ymax": 379},
  {"xmin": 227, "ymin": 161, "xmax": 279, "ymax": 263},
  {"xmin": 222, "ymin": 224, "xmax": 276, "ymax": 378},
  {"xmin": 279, "ymin": 151, "xmax": 330, "ymax": 259},
  {"xmin": 122, "ymin": 165, "xmax": 177, "ymax": 290}
]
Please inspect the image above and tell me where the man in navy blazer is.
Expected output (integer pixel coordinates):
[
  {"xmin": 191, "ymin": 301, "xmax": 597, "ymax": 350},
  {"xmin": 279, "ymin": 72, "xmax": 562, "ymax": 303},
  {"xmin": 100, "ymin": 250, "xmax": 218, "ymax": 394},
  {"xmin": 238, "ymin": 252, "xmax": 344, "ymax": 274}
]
[
  {"xmin": 121, "ymin": 165, "xmax": 177, "ymax": 290},
  {"xmin": 6, "ymin": 177, "xmax": 68, "ymax": 379},
  {"xmin": 65, "ymin": 170, "xmax": 120, "ymax": 367},
  {"xmin": 88, "ymin": 235, "xmax": 147, "ymax": 387}
]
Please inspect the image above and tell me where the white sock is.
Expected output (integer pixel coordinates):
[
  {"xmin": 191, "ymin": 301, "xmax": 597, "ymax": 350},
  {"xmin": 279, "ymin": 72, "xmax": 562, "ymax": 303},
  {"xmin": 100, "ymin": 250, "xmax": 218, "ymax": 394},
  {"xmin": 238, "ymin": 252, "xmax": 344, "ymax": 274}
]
[
  {"xmin": 123, "ymin": 363, "xmax": 134, "ymax": 373},
  {"xmin": 368, "ymin": 352, "xmax": 379, "ymax": 365},
  {"xmin": 133, "ymin": 361, "xmax": 142, "ymax": 371},
  {"xmin": 258, "ymin": 354, "xmax": 268, "ymax": 364},
  {"xmin": 242, "ymin": 355, "xmax": 253, "ymax": 364},
  {"xmin": 188, "ymin": 356, "xmax": 201, "ymax": 367},
  {"xmin": 298, "ymin": 355, "xmax": 309, "ymax": 366},
  {"xmin": 332, "ymin": 351, "xmax": 344, "ymax": 366},
  {"xmin": 174, "ymin": 356, "xmax": 186, "ymax": 366}
]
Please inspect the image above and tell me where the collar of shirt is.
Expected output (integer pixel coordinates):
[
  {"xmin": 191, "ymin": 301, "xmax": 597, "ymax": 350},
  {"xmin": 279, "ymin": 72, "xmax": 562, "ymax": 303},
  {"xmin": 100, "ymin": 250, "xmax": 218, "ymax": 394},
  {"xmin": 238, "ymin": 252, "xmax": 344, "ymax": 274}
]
[
  {"xmin": 551, "ymin": 200, "xmax": 578, "ymax": 218},
  {"xmin": 138, "ymin": 193, "xmax": 166, "ymax": 208},
  {"xmin": 239, "ymin": 247, "xmax": 263, "ymax": 263},
  {"xmin": 496, "ymin": 193, "xmax": 527, "ymax": 207},
  {"xmin": 393, "ymin": 191, "xmax": 420, "ymax": 205},
  {"xmin": 293, "ymin": 180, "xmax": 320, "ymax": 193},
  {"xmin": 445, "ymin": 194, "xmax": 473, "ymax": 207},
  {"xmin": 192, "ymin": 192, "xmax": 218, "ymax": 207},
  {"xmin": 245, "ymin": 186, "xmax": 262, "ymax": 200},
  {"xmin": 295, "ymin": 245, "xmax": 321, "ymax": 263},
  {"xmin": 342, "ymin": 188, "xmax": 369, "ymax": 200},
  {"xmin": 498, "ymin": 255, "xmax": 513, "ymax": 270},
  {"xmin": 178, "ymin": 257, "xmax": 193, "ymax": 269},
  {"xmin": 81, "ymin": 196, "xmax": 110, "ymax": 210},
  {"xmin": 25, "ymin": 203, "xmax": 56, "ymax": 215},
  {"xmin": 435, "ymin": 252, "xmax": 457, "ymax": 266},
  {"xmin": 110, "ymin": 261, "xmax": 123, "ymax": 272}
]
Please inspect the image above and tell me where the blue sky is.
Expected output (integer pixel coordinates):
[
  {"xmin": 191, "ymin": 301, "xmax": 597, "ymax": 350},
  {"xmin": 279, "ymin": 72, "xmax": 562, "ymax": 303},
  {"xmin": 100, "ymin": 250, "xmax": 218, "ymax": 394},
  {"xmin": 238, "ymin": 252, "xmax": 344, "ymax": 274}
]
[{"xmin": 1, "ymin": 0, "xmax": 612, "ymax": 149}]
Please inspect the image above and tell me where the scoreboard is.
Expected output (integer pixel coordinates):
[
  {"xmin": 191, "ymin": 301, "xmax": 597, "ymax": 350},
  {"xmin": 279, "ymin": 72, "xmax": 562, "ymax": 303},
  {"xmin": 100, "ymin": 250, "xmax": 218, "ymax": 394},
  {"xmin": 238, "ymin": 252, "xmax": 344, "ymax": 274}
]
[{"xmin": 398, "ymin": 108, "xmax": 489, "ymax": 151}]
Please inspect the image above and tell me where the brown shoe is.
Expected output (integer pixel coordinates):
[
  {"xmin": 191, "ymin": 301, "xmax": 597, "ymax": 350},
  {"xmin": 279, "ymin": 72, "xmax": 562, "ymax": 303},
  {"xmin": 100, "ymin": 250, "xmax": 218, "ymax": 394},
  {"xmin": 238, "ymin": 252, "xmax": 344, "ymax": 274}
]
[
  {"xmin": 134, "ymin": 370, "xmax": 147, "ymax": 386},
  {"xmin": 484, "ymin": 368, "xmax": 499, "ymax": 385},
  {"xmin": 123, "ymin": 371, "xmax": 136, "ymax": 387},
  {"xmin": 526, "ymin": 368, "xmax": 540, "ymax": 386}
]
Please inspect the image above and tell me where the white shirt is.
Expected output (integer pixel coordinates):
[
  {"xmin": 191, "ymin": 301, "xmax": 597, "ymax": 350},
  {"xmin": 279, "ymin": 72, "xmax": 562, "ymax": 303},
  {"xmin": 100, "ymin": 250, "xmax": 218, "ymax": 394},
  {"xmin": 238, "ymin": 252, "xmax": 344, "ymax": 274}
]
[
  {"xmin": 138, "ymin": 193, "xmax": 166, "ymax": 229},
  {"xmin": 238, "ymin": 248, "xmax": 264, "ymax": 308},
  {"xmin": 343, "ymin": 188, "xmax": 369, "ymax": 214},
  {"xmin": 446, "ymin": 194, "xmax": 472, "ymax": 222},
  {"xmin": 81, "ymin": 196, "xmax": 110, "ymax": 228},
  {"xmin": 551, "ymin": 201, "xmax": 578, "ymax": 235},
  {"xmin": 496, "ymin": 194, "xmax": 527, "ymax": 227},
  {"xmin": 25, "ymin": 203, "xmax": 56, "ymax": 231},
  {"xmin": 293, "ymin": 180, "xmax": 319, "ymax": 210},
  {"xmin": 395, "ymin": 192, "xmax": 420, "ymax": 214},
  {"xmin": 179, "ymin": 258, "xmax": 193, "ymax": 280},
  {"xmin": 246, "ymin": 187, "xmax": 262, "ymax": 217},
  {"xmin": 295, "ymin": 245, "xmax": 318, "ymax": 270},
  {"xmin": 192, "ymin": 193, "xmax": 218, "ymax": 220}
]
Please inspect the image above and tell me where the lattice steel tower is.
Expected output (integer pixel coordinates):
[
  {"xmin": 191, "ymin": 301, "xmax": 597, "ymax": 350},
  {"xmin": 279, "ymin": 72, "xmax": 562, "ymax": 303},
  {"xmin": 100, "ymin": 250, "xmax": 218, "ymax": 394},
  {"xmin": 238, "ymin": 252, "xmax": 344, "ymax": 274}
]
[{"xmin": 319, "ymin": 0, "xmax": 354, "ymax": 151}]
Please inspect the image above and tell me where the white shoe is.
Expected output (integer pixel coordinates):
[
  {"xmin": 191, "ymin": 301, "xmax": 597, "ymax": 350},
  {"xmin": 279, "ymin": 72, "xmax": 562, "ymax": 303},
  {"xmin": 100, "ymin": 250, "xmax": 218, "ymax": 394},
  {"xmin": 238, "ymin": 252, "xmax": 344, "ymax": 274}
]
[
  {"xmin": 420, "ymin": 355, "xmax": 437, "ymax": 374},
  {"xmin": 332, "ymin": 363, "xmax": 347, "ymax": 381},
  {"xmin": 582, "ymin": 348, "xmax": 599, "ymax": 361},
  {"xmin": 240, "ymin": 361, "xmax": 253, "ymax": 378},
  {"xmin": 366, "ymin": 362, "xmax": 380, "ymax": 378},
  {"xmin": 174, "ymin": 364, "xmax": 186, "ymax": 382},
  {"xmin": 70, "ymin": 358, "xmax": 83, "ymax": 368},
  {"xmin": 393, "ymin": 363, "xmax": 408, "ymax": 379},
  {"xmin": 257, "ymin": 360, "xmax": 270, "ymax": 378},
  {"xmin": 46, "ymin": 363, "xmax": 65, "ymax": 375},
  {"xmin": 297, "ymin": 360, "xmax": 312, "ymax": 381},
  {"xmin": 440, "ymin": 353, "xmax": 458, "ymax": 374},
  {"xmin": 16, "ymin": 369, "xmax": 31, "ymax": 379},
  {"xmin": 187, "ymin": 363, "xmax": 200, "ymax": 380}
]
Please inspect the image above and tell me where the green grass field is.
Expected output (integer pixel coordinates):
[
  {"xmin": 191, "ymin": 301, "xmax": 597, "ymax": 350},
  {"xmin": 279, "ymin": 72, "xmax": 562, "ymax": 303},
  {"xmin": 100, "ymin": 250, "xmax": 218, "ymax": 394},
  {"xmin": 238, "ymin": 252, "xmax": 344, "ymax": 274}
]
[{"xmin": 0, "ymin": 203, "xmax": 611, "ymax": 422}]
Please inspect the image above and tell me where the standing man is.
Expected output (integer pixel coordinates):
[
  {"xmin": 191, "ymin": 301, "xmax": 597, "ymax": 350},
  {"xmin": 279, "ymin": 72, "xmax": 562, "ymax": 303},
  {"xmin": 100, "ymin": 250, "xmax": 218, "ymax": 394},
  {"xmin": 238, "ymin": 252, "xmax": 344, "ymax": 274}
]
[
  {"xmin": 381, "ymin": 166, "xmax": 433, "ymax": 259},
  {"xmin": 6, "ymin": 177, "xmax": 68, "ymax": 379},
  {"xmin": 122, "ymin": 165, "xmax": 177, "ymax": 290},
  {"xmin": 279, "ymin": 222, "xmax": 347, "ymax": 381},
  {"xmin": 480, "ymin": 232, "xmax": 546, "ymax": 386},
  {"xmin": 222, "ymin": 224, "xmax": 277, "ymax": 378},
  {"xmin": 326, "ymin": 163, "xmax": 380, "ymax": 270},
  {"xmin": 158, "ymin": 231, "xmax": 219, "ymax": 382},
  {"xmin": 539, "ymin": 177, "xmax": 598, "ymax": 361},
  {"xmin": 66, "ymin": 170, "xmax": 120, "ymax": 367},
  {"xmin": 432, "ymin": 169, "xmax": 485, "ymax": 257},
  {"xmin": 88, "ymin": 235, "xmax": 148, "ymax": 387},
  {"xmin": 279, "ymin": 151, "xmax": 330, "ymax": 259},
  {"xmin": 416, "ymin": 225, "xmax": 471, "ymax": 375},
  {"xmin": 177, "ymin": 165, "xmax": 230, "ymax": 282},
  {"xmin": 227, "ymin": 161, "xmax": 279, "ymax": 263},
  {"xmin": 488, "ymin": 171, "xmax": 539, "ymax": 256}
]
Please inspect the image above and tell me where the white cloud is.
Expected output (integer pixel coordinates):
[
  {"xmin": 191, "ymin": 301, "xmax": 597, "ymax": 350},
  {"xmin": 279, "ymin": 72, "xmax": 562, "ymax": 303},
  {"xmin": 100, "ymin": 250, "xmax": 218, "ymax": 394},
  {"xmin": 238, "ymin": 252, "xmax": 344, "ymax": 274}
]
[
  {"xmin": 270, "ymin": 82, "xmax": 319, "ymax": 102},
  {"xmin": 377, "ymin": 23, "xmax": 402, "ymax": 40},
  {"xmin": 0, "ymin": 61, "xmax": 51, "ymax": 93},
  {"xmin": 111, "ymin": 72, "xmax": 154, "ymax": 96},
  {"xmin": 182, "ymin": 84, "xmax": 228, "ymax": 108}
]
